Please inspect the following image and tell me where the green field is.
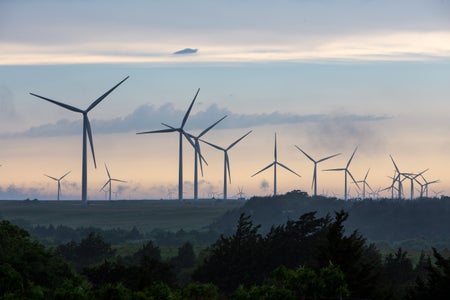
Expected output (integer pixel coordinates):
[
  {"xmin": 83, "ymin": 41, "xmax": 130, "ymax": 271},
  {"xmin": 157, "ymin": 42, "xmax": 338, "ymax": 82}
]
[{"xmin": 0, "ymin": 199, "xmax": 245, "ymax": 232}]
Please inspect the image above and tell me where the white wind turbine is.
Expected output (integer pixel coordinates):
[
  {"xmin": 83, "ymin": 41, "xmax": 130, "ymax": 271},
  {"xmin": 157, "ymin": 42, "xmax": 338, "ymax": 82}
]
[
  {"xmin": 137, "ymin": 89, "xmax": 199, "ymax": 201},
  {"xmin": 295, "ymin": 146, "xmax": 340, "ymax": 197},
  {"xmin": 30, "ymin": 76, "xmax": 129, "ymax": 203},
  {"xmin": 100, "ymin": 163, "xmax": 127, "ymax": 201},
  {"xmin": 403, "ymin": 169, "xmax": 428, "ymax": 200},
  {"xmin": 202, "ymin": 130, "xmax": 252, "ymax": 200},
  {"xmin": 252, "ymin": 133, "xmax": 301, "ymax": 197},
  {"xmin": 323, "ymin": 147, "xmax": 359, "ymax": 200},
  {"xmin": 185, "ymin": 115, "xmax": 227, "ymax": 200},
  {"xmin": 355, "ymin": 168, "xmax": 373, "ymax": 200},
  {"xmin": 389, "ymin": 155, "xmax": 404, "ymax": 200},
  {"xmin": 44, "ymin": 171, "xmax": 71, "ymax": 201},
  {"xmin": 419, "ymin": 174, "xmax": 439, "ymax": 198}
]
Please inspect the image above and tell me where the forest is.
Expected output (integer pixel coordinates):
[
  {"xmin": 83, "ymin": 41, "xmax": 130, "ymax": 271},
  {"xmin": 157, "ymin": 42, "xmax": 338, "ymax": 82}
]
[{"xmin": 2, "ymin": 196, "xmax": 450, "ymax": 299}]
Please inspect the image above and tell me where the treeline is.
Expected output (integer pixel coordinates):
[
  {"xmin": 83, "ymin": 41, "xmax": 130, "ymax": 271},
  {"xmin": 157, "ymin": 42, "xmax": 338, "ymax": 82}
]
[
  {"xmin": 2, "ymin": 210, "xmax": 450, "ymax": 299},
  {"xmin": 211, "ymin": 191, "xmax": 450, "ymax": 249},
  {"xmin": 8, "ymin": 219, "xmax": 220, "ymax": 246}
]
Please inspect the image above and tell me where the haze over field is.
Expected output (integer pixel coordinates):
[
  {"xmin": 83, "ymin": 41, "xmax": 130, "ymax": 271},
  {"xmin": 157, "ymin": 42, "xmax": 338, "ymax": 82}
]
[{"xmin": 0, "ymin": 0, "xmax": 450, "ymax": 200}]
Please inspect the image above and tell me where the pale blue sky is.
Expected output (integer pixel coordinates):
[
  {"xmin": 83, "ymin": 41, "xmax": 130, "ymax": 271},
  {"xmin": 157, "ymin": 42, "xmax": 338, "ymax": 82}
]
[{"xmin": 0, "ymin": 0, "xmax": 449, "ymax": 199}]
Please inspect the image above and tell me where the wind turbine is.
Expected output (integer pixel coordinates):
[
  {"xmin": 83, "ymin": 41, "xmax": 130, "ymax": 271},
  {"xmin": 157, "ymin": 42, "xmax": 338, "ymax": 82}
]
[
  {"xmin": 235, "ymin": 186, "xmax": 246, "ymax": 200},
  {"xmin": 100, "ymin": 163, "xmax": 127, "ymax": 201},
  {"xmin": 354, "ymin": 169, "xmax": 373, "ymax": 200},
  {"xmin": 420, "ymin": 174, "xmax": 439, "ymax": 198},
  {"xmin": 295, "ymin": 146, "xmax": 340, "ymax": 197},
  {"xmin": 202, "ymin": 130, "xmax": 252, "ymax": 200},
  {"xmin": 31, "ymin": 76, "xmax": 129, "ymax": 203},
  {"xmin": 403, "ymin": 169, "xmax": 428, "ymax": 200},
  {"xmin": 323, "ymin": 147, "xmax": 359, "ymax": 200},
  {"xmin": 137, "ymin": 89, "xmax": 199, "ymax": 201},
  {"xmin": 44, "ymin": 171, "xmax": 71, "ymax": 201},
  {"xmin": 251, "ymin": 133, "xmax": 301, "ymax": 197},
  {"xmin": 389, "ymin": 155, "xmax": 404, "ymax": 199},
  {"xmin": 186, "ymin": 115, "xmax": 227, "ymax": 200}
]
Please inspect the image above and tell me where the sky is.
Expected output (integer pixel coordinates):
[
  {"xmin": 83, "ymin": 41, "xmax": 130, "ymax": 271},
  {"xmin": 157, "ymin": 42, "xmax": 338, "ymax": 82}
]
[{"xmin": 0, "ymin": 0, "xmax": 450, "ymax": 200}]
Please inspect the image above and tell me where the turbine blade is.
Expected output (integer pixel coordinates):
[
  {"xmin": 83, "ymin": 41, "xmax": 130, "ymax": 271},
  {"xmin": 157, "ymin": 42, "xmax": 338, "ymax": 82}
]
[
  {"xmin": 317, "ymin": 153, "xmax": 341, "ymax": 163},
  {"xmin": 136, "ymin": 128, "xmax": 176, "ymax": 134},
  {"xmin": 183, "ymin": 132, "xmax": 196, "ymax": 149},
  {"xmin": 181, "ymin": 88, "xmax": 200, "ymax": 128},
  {"xmin": 198, "ymin": 115, "xmax": 227, "ymax": 138},
  {"xmin": 44, "ymin": 174, "xmax": 58, "ymax": 181},
  {"xmin": 364, "ymin": 168, "xmax": 370, "ymax": 181},
  {"xmin": 251, "ymin": 162, "xmax": 274, "ymax": 177},
  {"xmin": 100, "ymin": 180, "xmax": 110, "ymax": 191},
  {"xmin": 112, "ymin": 179, "xmax": 127, "ymax": 183},
  {"xmin": 105, "ymin": 163, "xmax": 111, "ymax": 179},
  {"xmin": 60, "ymin": 171, "xmax": 71, "ymax": 180},
  {"xmin": 274, "ymin": 133, "xmax": 277, "ymax": 161},
  {"xmin": 347, "ymin": 170, "xmax": 360, "ymax": 189},
  {"xmin": 311, "ymin": 176, "xmax": 315, "ymax": 190},
  {"xmin": 30, "ymin": 93, "xmax": 83, "ymax": 113},
  {"xmin": 323, "ymin": 168, "xmax": 345, "ymax": 172},
  {"xmin": 201, "ymin": 139, "xmax": 225, "ymax": 151},
  {"xmin": 226, "ymin": 153, "xmax": 232, "ymax": 184},
  {"xmin": 227, "ymin": 130, "xmax": 252, "ymax": 150},
  {"xmin": 161, "ymin": 123, "xmax": 177, "ymax": 130},
  {"xmin": 390, "ymin": 155, "xmax": 400, "ymax": 173},
  {"xmin": 294, "ymin": 146, "xmax": 315, "ymax": 163},
  {"xmin": 346, "ymin": 146, "xmax": 358, "ymax": 168},
  {"xmin": 85, "ymin": 115, "xmax": 97, "ymax": 168},
  {"xmin": 277, "ymin": 162, "xmax": 301, "ymax": 177},
  {"xmin": 86, "ymin": 76, "xmax": 129, "ymax": 112}
]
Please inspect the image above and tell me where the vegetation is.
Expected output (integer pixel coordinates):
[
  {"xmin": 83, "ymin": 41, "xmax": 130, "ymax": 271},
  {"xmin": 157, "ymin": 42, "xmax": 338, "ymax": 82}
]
[{"xmin": 3, "ymin": 193, "xmax": 450, "ymax": 299}]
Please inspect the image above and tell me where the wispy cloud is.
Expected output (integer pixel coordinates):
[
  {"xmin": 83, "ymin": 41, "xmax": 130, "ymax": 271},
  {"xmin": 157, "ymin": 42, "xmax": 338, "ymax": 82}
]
[
  {"xmin": 2, "ymin": 103, "xmax": 390, "ymax": 138},
  {"xmin": 1, "ymin": 1, "xmax": 450, "ymax": 65}
]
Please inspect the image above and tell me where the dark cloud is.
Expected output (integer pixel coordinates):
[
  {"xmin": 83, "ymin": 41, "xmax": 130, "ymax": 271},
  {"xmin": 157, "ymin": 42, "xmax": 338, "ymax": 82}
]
[
  {"xmin": 173, "ymin": 48, "xmax": 198, "ymax": 55},
  {"xmin": 2, "ymin": 103, "xmax": 390, "ymax": 138}
]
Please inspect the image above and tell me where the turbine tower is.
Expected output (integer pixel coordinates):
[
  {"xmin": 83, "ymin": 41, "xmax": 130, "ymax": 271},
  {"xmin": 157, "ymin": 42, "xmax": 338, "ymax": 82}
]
[
  {"xmin": 419, "ymin": 174, "xmax": 439, "ymax": 198},
  {"xmin": 323, "ymin": 147, "xmax": 359, "ymax": 200},
  {"xmin": 31, "ymin": 76, "xmax": 129, "ymax": 203},
  {"xmin": 137, "ymin": 89, "xmax": 199, "ymax": 201},
  {"xmin": 100, "ymin": 163, "xmax": 127, "ymax": 201},
  {"xmin": 295, "ymin": 146, "xmax": 340, "ymax": 197},
  {"xmin": 185, "ymin": 115, "xmax": 227, "ymax": 200},
  {"xmin": 252, "ymin": 133, "xmax": 301, "ymax": 197},
  {"xmin": 44, "ymin": 171, "xmax": 71, "ymax": 201},
  {"xmin": 202, "ymin": 130, "xmax": 252, "ymax": 200}
]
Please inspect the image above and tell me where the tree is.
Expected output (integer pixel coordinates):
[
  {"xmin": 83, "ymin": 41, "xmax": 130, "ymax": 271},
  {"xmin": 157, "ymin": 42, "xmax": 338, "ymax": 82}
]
[
  {"xmin": 193, "ymin": 213, "xmax": 264, "ymax": 292},
  {"xmin": 0, "ymin": 220, "xmax": 84, "ymax": 298},
  {"xmin": 57, "ymin": 232, "xmax": 115, "ymax": 271},
  {"xmin": 317, "ymin": 210, "xmax": 382, "ymax": 298},
  {"xmin": 408, "ymin": 248, "xmax": 450, "ymax": 300}
]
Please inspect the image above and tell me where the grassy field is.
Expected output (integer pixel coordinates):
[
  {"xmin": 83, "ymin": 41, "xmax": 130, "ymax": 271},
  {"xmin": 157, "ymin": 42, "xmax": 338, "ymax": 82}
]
[{"xmin": 0, "ymin": 199, "xmax": 245, "ymax": 232}]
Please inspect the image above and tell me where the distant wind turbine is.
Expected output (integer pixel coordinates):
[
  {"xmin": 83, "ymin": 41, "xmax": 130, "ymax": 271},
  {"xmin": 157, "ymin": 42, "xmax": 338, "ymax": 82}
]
[
  {"xmin": 389, "ymin": 155, "xmax": 404, "ymax": 200},
  {"xmin": 403, "ymin": 169, "xmax": 428, "ymax": 200},
  {"xmin": 420, "ymin": 174, "xmax": 439, "ymax": 198},
  {"xmin": 295, "ymin": 146, "xmax": 340, "ymax": 197},
  {"xmin": 355, "ymin": 168, "xmax": 373, "ymax": 200},
  {"xmin": 31, "ymin": 76, "xmax": 129, "ymax": 203},
  {"xmin": 252, "ymin": 133, "xmax": 301, "ymax": 197},
  {"xmin": 44, "ymin": 171, "xmax": 71, "ymax": 201},
  {"xmin": 323, "ymin": 147, "xmax": 359, "ymax": 200},
  {"xmin": 137, "ymin": 89, "xmax": 199, "ymax": 201},
  {"xmin": 185, "ymin": 115, "xmax": 227, "ymax": 200},
  {"xmin": 202, "ymin": 130, "xmax": 252, "ymax": 200},
  {"xmin": 100, "ymin": 163, "xmax": 127, "ymax": 201}
]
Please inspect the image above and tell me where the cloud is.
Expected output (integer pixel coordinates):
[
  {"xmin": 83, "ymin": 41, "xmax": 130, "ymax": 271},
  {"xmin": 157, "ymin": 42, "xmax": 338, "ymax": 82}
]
[
  {"xmin": 173, "ymin": 48, "xmax": 198, "ymax": 55},
  {"xmin": 1, "ymin": 1, "xmax": 450, "ymax": 65},
  {"xmin": 3, "ymin": 103, "xmax": 390, "ymax": 138}
]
